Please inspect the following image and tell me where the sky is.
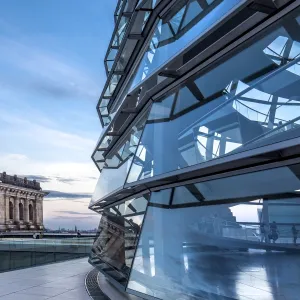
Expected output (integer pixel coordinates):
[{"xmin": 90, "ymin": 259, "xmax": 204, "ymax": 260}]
[{"xmin": 0, "ymin": 0, "xmax": 118, "ymax": 230}]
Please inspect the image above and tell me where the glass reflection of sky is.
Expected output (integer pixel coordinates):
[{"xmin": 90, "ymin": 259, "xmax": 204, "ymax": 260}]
[
  {"xmin": 129, "ymin": 198, "xmax": 300, "ymax": 299},
  {"xmin": 130, "ymin": 0, "xmax": 241, "ymax": 91},
  {"xmin": 264, "ymin": 35, "xmax": 300, "ymax": 77}
]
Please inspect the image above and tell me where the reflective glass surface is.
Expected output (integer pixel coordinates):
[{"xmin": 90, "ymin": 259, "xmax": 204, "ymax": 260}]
[
  {"xmin": 104, "ymin": 74, "xmax": 121, "ymax": 97},
  {"xmin": 91, "ymin": 109, "xmax": 149, "ymax": 203},
  {"xmin": 101, "ymin": 0, "xmax": 156, "ymax": 125},
  {"xmin": 127, "ymin": 10, "xmax": 300, "ymax": 183},
  {"xmin": 90, "ymin": 194, "xmax": 150, "ymax": 286},
  {"xmin": 130, "ymin": 0, "xmax": 241, "ymax": 91},
  {"xmin": 104, "ymin": 110, "xmax": 149, "ymax": 169},
  {"xmin": 113, "ymin": 16, "xmax": 129, "ymax": 47},
  {"xmin": 90, "ymin": 157, "xmax": 133, "ymax": 205},
  {"xmin": 128, "ymin": 164, "xmax": 300, "ymax": 299}
]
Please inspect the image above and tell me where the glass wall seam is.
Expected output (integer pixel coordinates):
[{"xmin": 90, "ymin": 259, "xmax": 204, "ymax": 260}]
[
  {"xmin": 90, "ymin": 188, "xmax": 152, "ymax": 211},
  {"xmin": 106, "ymin": 15, "xmax": 161, "ymax": 112},
  {"xmin": 91, "ymin": 100, "xmax": 152, "ymax": 174},
  {"xmin": 127, "ymin": 162, "xmax": 300, "ymax": 299},
  {"xmin": 131, "ymin": 155, "xmax": 300, "ymax": 206},
  {"xmin": 157, "ymin": 0, "xmax": 300, "ymax": 99},
  {"xmin": 123, "ymin": 136, "xmax": 300, "ymax": 191},
  {"xmin": 98, "ymin": 1, "xmax": 170, "ymax": 127},
  {"xmin": 96, "ymin": 2, "xmax": 270, "ymax": 159},
  {"xmin": 89, "ymin": 193, "xmax": 150, "ymax": 287},
  {"xmin": 90, "ymin": 152, "xmax": 300, "ymax": 210},
  {"xmin": 105, "ymin": 0, "xmax": 130, "ymax": 64},
  {"xmin": 125, "ymin": 197, "xmax": 152, "ymax": 291},
  {"xmin": 101, "ymin": 0, "xmax": 252, "ymax": 129},
  {"xmin": 105, "ymin": 101, "xmax": 153, "ymax": 160},
  {"xmin": 125, "ymin": 4, "xmax": 300, "ymax": 183},
  {"xmin": 128, "ymin": 0, "xmax": 247, "ymax": 93}
]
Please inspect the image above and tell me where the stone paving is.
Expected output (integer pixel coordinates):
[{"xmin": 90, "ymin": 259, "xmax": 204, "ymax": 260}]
[{"xmin": 0, "ymin": 258, "xmax": 91, "ymax": 299}]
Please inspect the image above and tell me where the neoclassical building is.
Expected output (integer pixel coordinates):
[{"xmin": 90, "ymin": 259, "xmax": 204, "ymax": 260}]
[{"xmin": 0, "ymin": 172, "xmax": 47, "ymax": 231}]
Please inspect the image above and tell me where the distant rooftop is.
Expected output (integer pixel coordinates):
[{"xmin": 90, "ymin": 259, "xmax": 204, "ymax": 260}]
[{"xmin": 0, "ymin": 172, "xmax": 41, "ymax": 191}]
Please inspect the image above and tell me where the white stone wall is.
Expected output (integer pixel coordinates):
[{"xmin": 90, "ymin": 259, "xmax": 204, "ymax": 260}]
[{"xmin": 0, "ymin": 183, "xmax": 46, "ymax": 231}]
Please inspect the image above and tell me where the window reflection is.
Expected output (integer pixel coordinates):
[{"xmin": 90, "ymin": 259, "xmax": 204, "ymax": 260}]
[
  {"xmin": 127, "ymin": 9, "xmax": 300, "ymax": 183},
  {"xmin": 91, "ymin": 106, "xmax": 149, "ymax": 194},
  {"xmin": 130, "ymin": 0, "xmax": 241, "ymax": 90},
  {"xmin": 90, "ymin": 194, "xmax": 150, "ymax": 286},
  {"xmin": 128, "ymin": 165, "xmax": 300, "ymax": 299},
  {"xmin": 90, "ymin": 157, "xmax": 133, "ymax": 205}
]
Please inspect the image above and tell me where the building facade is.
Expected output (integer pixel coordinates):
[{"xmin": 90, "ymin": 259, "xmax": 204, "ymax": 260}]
[
  {"xmin": 0, "ymin": 173, "xmax": 46, "ymax": 231},
  {"xmin": 89, "ymin": 0, "xmax": 300, "ymax": 299}
]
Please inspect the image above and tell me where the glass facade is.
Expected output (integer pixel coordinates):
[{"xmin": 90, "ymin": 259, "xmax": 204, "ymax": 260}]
[
  {"xmin": 130, "ymin": 0, "xmax": 242, "ymax": 91},
  {"xmin": 91, "ymin": 108, "xmax": 149, "ymax": 204},
  {"xmin": 127, "ymin": 9, "xmax": 300, "ymax": 183},
  {"xmin": 90, "ymin": 158, "xmax": 133, "ymax": 205},
  {"xmin": 90, "ymin": 194, "xmax": 150, "ymax": 286},
  {"xmin": 90, "ymin": 1, "xmax": 300, "ymax": 299},
  {"xmin": 99, "ymin": 0, "xmax": 160, "ymax": 126},
  {"xmin": 129, "ymin": 199, "xmax": 300, "ymax": 298}
]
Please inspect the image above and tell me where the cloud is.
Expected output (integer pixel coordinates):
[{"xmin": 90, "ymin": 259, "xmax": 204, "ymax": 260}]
[
  {"xmin": 22, "ymin": 175, "xmax": 52, "ymax": 183},
  {"xmin": 0, "ymin": 35, "xmax": 101, "ymax": 101},
  {"xmin": 54, "ymin": 210, "xmax": 96, "ymax": 216},
  {"xmin": 0, "ymin": 18, "xmax": 103, "ymax": 231},
  {"xmin": 0, "ymin": 153, "xmax": 99, "ymax": 201},
  {"xmin": 45, "ymin": 190, "xmax": 92, "ymax": 199},
  {"xmin": 44, "ymin": 215, "xmax": 99, "ymax": 230},
  {"xmin": 52, "ymin": 216, "xmax": 98, "ymax": 220},
  {"xmin": 0, "ymin": 112, "xmax": 96, "ymax": 153},
  {"xmin": 29, "ymin": 80, "xmax": 77, "ymax": 99},
  {"xmin": 43, "ymin": 198, "xmax": 99, "ymax": 229},
  {"xmin": 19, "ymin": 175, "xmax": 86, "ymax": 184},
  {"xmin": 55, "ymin": 177, "xmax": 79, "ymax": 184}
]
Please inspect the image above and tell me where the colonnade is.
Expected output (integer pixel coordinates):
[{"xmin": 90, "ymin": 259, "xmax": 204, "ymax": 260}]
[{"xmin": 0, "ymin": 184, "xmax": 45, "ymax": 231}]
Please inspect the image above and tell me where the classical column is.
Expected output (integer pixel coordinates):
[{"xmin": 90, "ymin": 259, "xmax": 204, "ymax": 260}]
[
  {"xmin": 4, "ymin": 190, "xmax": 9, "ymax": 224},
  {"xmin": 24, "ymin": 198, "xmax": 29, "ymax": 223},
  {"xmin": 0, "ymin": 189, "xmax": 5, "ymax": 228},
  {"xmin": 14, "ymin": 197, "xmax": 19, "ymax": 223},
  {"xmin": 35, "ymin": 195, "xmax": 43, "ymax": 228},
  {"xmin": 33, "ymin": 199, "xmax": 37, "ymax": 225},
  {"xmin": 38, "ymin": 197, "xmax": 43, "ymax": 226}
]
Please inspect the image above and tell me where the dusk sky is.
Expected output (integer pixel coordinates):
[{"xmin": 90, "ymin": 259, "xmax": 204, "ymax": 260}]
[{"xmin": 0, "ymin": 0, "xmax": 118, "ymax": 229}]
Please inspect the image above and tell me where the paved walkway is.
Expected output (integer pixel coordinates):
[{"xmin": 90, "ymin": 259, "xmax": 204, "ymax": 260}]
[{"xmin": 0, "ymin": 258, "xmax": 92, "ymax": 299}]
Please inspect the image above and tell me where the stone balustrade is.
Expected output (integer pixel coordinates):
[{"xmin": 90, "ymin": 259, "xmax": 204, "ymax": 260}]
[{"xmin": 0, "ymin": 172, "xmax": 41, "ymax": 191}]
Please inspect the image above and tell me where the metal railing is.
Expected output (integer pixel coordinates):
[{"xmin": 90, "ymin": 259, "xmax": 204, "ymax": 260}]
[{"xmin": 0, "ymin": 237, "xmax": 94, "ymax": 273}]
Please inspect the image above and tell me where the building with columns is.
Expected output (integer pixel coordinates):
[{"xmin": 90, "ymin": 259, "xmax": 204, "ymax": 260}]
[{"xmin": 0, "ymin": 172, "xmax": 47, "ymax": 232}]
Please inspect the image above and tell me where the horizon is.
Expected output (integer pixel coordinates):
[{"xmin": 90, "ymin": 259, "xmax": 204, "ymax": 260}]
[{"xmin": 0, "ymin": 0, "xmax": 118, "ymax": 230}]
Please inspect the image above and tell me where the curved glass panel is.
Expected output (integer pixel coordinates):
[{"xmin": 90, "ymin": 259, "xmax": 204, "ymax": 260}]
[
  {"xmin": 90, "ymin": 157, "xmax": 133, "ymax": 206},
  {"xmin": 130, "ymin": 0, "xmax": 241, "ymax": 91},
  {"xmin": 90, "ymin": 193, "xmax": 150, "ymax": 287},
  {"xmin": 126, "ymin": 9, "xmax": 300, "ymax": 183},
  {"xmin": 92, "ymin": 106, "xmax": 149, "ymax": 174},
  {"xmin": 128, "ymin": 164, "xmax": 300, "ymax": 299}
]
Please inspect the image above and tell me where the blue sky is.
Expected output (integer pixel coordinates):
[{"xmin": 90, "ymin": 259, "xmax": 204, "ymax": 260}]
[{"xmin": 0, "ymin": 0, "xmax": 118, "ymax": 229}]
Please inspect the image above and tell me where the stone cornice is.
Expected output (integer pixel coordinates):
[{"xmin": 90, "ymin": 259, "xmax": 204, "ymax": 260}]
[{"xmin": 0, "ymin": 183, "xmax": 48, "ymax": 198}]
